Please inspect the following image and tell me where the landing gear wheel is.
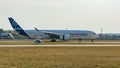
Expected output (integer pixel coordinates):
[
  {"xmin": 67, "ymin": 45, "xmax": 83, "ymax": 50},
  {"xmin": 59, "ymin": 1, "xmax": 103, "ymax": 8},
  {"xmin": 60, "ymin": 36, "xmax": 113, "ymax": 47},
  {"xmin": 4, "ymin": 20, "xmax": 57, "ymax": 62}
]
[
  {"xmin": 51, "ymin": 39, "xmax": 56, "ymax": 42},
  {"xmin": 91, "ymin": 39, "xmax": 94, "ymax": 42}
]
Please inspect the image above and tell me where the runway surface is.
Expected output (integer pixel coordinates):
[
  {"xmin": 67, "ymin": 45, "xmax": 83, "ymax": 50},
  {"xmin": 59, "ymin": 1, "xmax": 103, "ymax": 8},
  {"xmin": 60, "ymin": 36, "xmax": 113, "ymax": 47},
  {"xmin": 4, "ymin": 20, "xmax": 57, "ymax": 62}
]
[{"xmin": 0, "ymin": 44, "xmax": 120, "ymax": 47}]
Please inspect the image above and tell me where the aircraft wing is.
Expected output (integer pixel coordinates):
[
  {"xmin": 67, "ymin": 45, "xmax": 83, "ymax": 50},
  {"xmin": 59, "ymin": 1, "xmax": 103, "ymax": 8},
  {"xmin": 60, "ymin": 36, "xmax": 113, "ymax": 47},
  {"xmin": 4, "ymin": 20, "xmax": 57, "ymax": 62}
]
[{"xmin": 34, "ymin": 27, "xmax": 62, "ymax": 38}]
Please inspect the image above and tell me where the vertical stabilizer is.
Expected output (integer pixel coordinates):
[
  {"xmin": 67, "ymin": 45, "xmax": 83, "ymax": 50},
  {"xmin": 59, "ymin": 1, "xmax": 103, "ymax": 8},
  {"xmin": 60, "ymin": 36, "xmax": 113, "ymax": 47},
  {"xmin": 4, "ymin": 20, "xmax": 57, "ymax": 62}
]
[{"xmin": 8, "ymin": 17, "xmax": 30, "ymax": 38}]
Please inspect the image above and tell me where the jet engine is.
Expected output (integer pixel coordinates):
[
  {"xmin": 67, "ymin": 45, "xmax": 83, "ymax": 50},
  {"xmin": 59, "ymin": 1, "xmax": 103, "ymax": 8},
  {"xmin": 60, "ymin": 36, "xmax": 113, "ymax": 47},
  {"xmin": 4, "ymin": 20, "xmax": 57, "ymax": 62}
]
[
  {"xmin": 34, "ymin": 39, "xmax": 42, "ymax": 44},
  {"xmin": 60, "ymin": 34, "xmax": 70, "ymax": 40}
]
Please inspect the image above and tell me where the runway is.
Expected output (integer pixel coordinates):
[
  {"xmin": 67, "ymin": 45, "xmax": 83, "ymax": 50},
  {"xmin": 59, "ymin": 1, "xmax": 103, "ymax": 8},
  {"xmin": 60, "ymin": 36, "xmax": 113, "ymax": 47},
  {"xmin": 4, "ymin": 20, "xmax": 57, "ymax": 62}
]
[{"xmin": 0, "ymin": 44, "xmax": 120, "ymax": 47}]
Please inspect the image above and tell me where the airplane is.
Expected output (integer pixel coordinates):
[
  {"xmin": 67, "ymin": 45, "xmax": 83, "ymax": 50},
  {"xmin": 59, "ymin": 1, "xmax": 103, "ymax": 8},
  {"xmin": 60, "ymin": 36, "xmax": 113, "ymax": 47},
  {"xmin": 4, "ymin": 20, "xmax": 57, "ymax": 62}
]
[{"xmin": 8, "ymin": 17, "xmax": 98, "ymax": 43}]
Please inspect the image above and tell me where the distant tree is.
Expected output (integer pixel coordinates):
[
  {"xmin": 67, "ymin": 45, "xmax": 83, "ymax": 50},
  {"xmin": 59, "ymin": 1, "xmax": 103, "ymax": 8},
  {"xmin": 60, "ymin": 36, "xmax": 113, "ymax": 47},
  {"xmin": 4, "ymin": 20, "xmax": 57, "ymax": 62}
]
[{"xmin": 0, "ymin": 28, "xmax": 4, "ymax": 32}]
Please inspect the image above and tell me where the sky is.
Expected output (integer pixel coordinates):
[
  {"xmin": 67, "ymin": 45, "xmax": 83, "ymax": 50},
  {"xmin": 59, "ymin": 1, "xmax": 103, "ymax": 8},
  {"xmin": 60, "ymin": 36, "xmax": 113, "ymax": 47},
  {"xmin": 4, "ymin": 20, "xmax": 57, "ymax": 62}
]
[{"xmin": 0, "ymin": 0, "xmax": 120, "ymax": 33}]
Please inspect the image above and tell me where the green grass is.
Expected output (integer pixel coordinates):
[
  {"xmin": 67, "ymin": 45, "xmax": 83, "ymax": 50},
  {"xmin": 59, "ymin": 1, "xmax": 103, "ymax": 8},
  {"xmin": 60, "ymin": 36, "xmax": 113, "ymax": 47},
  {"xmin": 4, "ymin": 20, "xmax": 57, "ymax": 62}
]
[
  {"xmin": 0, "ymin": 40, "xmax": 120, "ymax": 45},
  {"xmin": 0, "ymin": 40, "xmax": 34, "ymax": 45},
  {"xmin": 0, "ymin": 46, "xmax": 120, "ymax": 68}
]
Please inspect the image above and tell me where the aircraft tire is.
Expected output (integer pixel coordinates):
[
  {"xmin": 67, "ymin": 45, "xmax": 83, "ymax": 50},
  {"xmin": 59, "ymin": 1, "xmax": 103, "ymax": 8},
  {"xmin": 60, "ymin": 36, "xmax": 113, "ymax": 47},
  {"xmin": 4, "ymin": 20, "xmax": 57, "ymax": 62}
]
[{"xmin": 51, "ymin": 39, "xmax": 56, "ymax": 42}]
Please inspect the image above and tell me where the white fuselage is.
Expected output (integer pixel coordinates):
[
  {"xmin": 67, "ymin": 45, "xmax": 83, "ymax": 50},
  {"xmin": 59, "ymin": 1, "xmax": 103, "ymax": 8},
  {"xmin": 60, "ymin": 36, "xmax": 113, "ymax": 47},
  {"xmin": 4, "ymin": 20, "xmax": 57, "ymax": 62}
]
[{"xmin": 25, "ymin": 30, "xmax": 98, "ymax": 40}]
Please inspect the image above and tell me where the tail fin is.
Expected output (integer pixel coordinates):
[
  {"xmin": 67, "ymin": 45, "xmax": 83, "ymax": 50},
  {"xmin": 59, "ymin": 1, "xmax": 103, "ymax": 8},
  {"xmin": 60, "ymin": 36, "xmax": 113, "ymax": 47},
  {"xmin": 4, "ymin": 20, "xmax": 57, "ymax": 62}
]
[{"xmin": 8, "ymin": 17, "xmax": 30, "ymax": 38}]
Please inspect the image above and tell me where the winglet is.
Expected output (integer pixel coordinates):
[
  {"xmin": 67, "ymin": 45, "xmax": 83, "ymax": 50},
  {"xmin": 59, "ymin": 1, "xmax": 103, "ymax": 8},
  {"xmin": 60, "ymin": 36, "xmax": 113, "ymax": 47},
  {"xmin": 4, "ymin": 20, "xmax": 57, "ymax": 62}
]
[{"xmin": 34, "ymin": 27, "xmax": 39, "ymax": 31}]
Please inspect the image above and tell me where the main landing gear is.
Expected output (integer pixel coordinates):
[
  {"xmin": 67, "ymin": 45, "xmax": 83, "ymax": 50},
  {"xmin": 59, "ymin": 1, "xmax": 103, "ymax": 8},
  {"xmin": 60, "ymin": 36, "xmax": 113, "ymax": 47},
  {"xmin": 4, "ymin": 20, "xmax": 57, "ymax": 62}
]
[{"xmin": 51, "ymin": 39, "xmax": 56, "ymax": 42}]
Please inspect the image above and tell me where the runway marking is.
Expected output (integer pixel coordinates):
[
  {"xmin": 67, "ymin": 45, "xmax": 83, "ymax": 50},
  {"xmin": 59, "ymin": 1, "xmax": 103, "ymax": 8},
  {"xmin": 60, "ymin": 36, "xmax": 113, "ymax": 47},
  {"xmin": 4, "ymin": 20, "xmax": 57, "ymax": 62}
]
[{"xmin": 0, "ymin": 44, "xmax": 120, "ymax": 47}]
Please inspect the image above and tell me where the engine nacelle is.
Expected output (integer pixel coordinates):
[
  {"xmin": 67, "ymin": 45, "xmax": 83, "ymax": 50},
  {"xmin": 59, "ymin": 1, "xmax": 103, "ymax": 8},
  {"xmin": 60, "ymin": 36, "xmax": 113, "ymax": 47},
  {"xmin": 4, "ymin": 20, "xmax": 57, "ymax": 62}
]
[
  {"xmin": 60, "ymin": 34, "xmax": 70, "ymax": 40},
  {"xmin": 34, "ymin": 39, "xmax": 42, "ymax": 44}
]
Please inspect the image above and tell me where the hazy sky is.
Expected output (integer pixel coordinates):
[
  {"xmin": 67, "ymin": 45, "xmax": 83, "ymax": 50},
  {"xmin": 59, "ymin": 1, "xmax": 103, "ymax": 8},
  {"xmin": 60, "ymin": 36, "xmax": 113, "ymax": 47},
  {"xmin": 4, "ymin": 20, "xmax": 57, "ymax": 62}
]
[{"xmin": 0, "ymin": 0, "xmax": 120, "ymax": 33}]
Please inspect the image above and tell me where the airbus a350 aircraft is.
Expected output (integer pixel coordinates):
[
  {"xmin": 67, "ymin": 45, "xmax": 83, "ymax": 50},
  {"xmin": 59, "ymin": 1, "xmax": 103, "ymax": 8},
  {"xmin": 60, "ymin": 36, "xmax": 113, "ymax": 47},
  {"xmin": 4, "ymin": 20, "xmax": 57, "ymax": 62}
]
[{"xmin": 8, "ymin": 17, "xmax": 98, "ymax": 42}]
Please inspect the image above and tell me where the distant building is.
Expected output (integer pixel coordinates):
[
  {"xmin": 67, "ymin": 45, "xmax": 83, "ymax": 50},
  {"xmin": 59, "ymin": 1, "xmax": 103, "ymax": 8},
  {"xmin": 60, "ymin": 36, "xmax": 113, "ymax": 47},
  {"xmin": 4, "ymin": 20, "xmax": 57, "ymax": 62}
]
[
  {"xmin": 97, "ymin": 33, "xmax": 120, "ymax": 40},
  {"xmin": 0, "ymin": 32, "xmax": 15, "ymax": 39}
]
